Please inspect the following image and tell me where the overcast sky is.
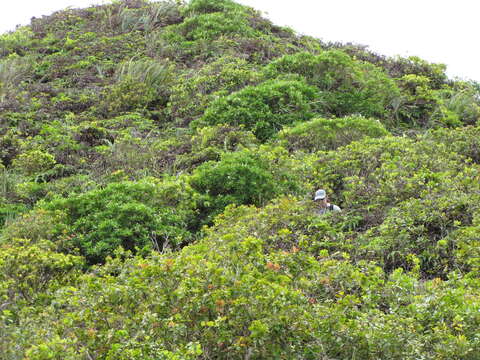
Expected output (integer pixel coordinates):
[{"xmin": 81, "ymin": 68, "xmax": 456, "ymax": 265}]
[{"xmin": 1, "ymin": 0, "xmax": 479, "ymax": 82}]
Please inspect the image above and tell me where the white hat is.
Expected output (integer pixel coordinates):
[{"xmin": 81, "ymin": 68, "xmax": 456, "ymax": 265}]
[{"xmin": 314, "ymin": 189, "xmax": 326, "ymax": 201}]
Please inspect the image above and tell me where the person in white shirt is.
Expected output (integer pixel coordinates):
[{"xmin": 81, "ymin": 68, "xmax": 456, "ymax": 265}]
[{"xmin": 314, "ymin": 189, "xmax": 341, "ymax": 215}]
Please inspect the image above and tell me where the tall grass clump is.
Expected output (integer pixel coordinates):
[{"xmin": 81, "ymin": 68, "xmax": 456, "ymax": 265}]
[
  {"xmin": 0, "ymin": 55, "xmax": 34, "ymax": 102},
  {"xmin": 115, "ymin": 57, "xmax": 175, "ymax": 94}
]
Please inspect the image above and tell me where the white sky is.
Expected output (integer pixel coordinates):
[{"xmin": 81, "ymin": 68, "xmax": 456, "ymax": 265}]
[{"xmin": 1, "ymin": 0, "xmax": 479, "ymax": 82}]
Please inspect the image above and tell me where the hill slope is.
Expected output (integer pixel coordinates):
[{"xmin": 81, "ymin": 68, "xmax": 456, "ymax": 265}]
[{"xmin": 1, "ymin": 0, "xmax": 480, "ymax": 358}]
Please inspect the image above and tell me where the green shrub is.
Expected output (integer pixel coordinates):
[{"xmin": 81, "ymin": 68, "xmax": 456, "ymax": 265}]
[
  {"xmin": 101, "ymin": 113, "xmax": 157, "ymax": 134},
  {"xmin": 174, "ymin": 125, "xmax": 258, "ymax": 171},
  {"xmin": 89, "ymin": 131, "xmax": 192, "ymax": 178},
  {"xmin": 265, "ymin": 50, "xmax": 400, "ymax": 118},
  {"xmin": 191, "ymin": 124, "xmax": 258, "ymax": 153},
  {"xmin": 387, "ymin": 55, "xmax": 448, "ymax": 89},
  {"xmin": 437, "ymin": 83, "xmax": 480, "ymax": 126},
  {"xmin": 0, "ymin": 238, "xmax": 83, "ymax": 304},
  {"xmin": 425, "ymin": 125, "xmax": 480, "ymax": 163},
  {"xmin": 34, "ymin": 122, "xmax": 82, "ymax": 166},
  {"xmin": 0, "ymin": 130, "xmax": 21, "ymax": 166},
  {"xmin": 168, "ymin": 56, "xmax": 262, "ymax": 124},
  {"xmin": 311, "ymin": 136, "xmax": 473, "ymax": 233},
  {"xmin": 102, "ymin": 77, "xmax": 157, "ymax": 115},
  {"xmin": 194, "ymin": 79, "xmax": 319, "ymax": 141},
  {"xmin": 177, "ymin": 12, "xmax": 256, "ymax": 42},
  {"xmin": 12, "ymin": 150, "xmax": 56, "ymax": 176},
  {"xmin": 189, "ymin": 149, "xmax": 278, "ymax": 222},
  {"xmin": 392, "ymin": 74, "xmax": 476, "ymax": 128},
  {"xmin": 44, "ymin": 179, "xmax": 197, "ymax": 264},
  {"xmin": 278, "ymin": 115, "xmax": 390, "ymax": 152},
  {"xmin": 0, "ymin": 200, "xmax": 26, "ymax": 229},
  {"xmin": 13, "ymin": 210, "xmax": 480, "ymax": 359},
  {"xmin": 0, "ymin": 209, "xmax": 71, "ymax": 247},
  {"xmin": 0, "ymin": 27, "xmax": 36, "ymax": 56},
  {"xmin": 182, "ymin": 0, "xmax": 247, "ymax": 16},
  {"xmin": 361, "ymin": 189, "xmax": 480, "ymax": 278},
  {"xmin": 74, "ymin": 123, "xmax": 113, "ymax": 147}
]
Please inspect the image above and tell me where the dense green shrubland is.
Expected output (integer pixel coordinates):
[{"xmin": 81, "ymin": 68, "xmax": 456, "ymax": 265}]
[
  {"xmin": 277, "ymin": 115, "xmax": 390, "ymax": 152},
  {"xmin": 1, "ymin": 0, "xmax": 480, "ymax": 358},
  {"xmin": 195, "ymin": 78, "xmax": 319, "ymax": 141}
]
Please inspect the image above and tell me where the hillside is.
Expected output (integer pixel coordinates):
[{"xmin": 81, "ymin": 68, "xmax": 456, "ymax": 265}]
[{"xmin": 1, "ymin": 0, "xmax": 480, "ymax": 358}]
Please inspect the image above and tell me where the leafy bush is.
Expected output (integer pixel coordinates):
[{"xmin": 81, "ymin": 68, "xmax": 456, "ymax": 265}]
[
  {"xmin": 102, "ymin": 77, "xmax": 157, "ymax": 115},
  {"xmin": 10, "ymin": 207, "xmax": 480, "ymax": 359},
  {"xmin": 386, "ymin": 55, "xmax": 448, "ymax": 89},
  {"xmin": 278, "ymin": 115, "xmax": 390, "ymax": 152},
  {"xmin": 195, "ymin": 79, "xmax": 319, "ymax": 141},
  {"xmin": 361, "ymin": 189, "xmax": 480, "ymax": 277},
  {"xmin": 44, "ymin": 179, "xmax": 197, "ymax": 264},
  {"xmin": 0, "ymin": 130, "xmax": 21, "ymax": 166},
  {"xmin": 190, "ymin": 124, "xmax": 258, "ymax": 153},
  {"xmin": 0, "ymin": 27, "xmax": 36, "ymax": 57},
  {"xmin": 168, "ymin": 56, "xmax": 262, "ymax": 124},
  {"xmin": 394, "ymin": 74, "xmax": 445, "ymax": 127},
  {"xmin": 311, "ymin": 135, "xmax": 474, "ymax": 235},
  {"xmin": 174, "ymin": 124, "xmax": 258, "ymax": 170},
  {"xmin": 437, "ymin": 82, "xmax": 480, "ymax": 125},
  {"xmin": 176, "ymin": 12, "xmax": 256, "ymax": 42},
  {"xmin": 265, "ymin": 50, "xmax": 400, "ymax": 119},
  {"xmin": 189, "ymin": 149, "xmax": 278, "ymax": 222},
  {"xmin": 0, "ymin": 238, "xmax": 83, "ymax": 304},
  {"xmin": 182, "ymin": 0, "xmax": 248, "ymax": 16},
  {"xmin": 0, "ymin": 209, "xmax": 71, "ymax": 246},
  {"xmin": 12, "ymin": 149, "xmax": 56, "ymax": 176},
  {"xmin": 425, "ymin": 125, "xmax": 480, "ymax": 163},
  {"xmin": 0, "ymin": 200, "xmax": 26, "ymax": 229}
]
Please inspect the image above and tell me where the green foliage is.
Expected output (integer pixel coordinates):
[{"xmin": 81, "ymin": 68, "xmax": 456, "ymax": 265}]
[
  {"xmin": 183, "ymin": 0, "xmax": 247, "ymax": 15},
  {"xmin": 437, "ymin": 82, "xmax": 480, "ymax": 125},
  {"xmin": 388, "ymin": 55, "xmax": 448, "ymax": 88},
  {"xmin": 174, "ymin": 124, "xmax": 258, "ymax": 170},
  {"xmin": 195, "ymin": 79, "xmax": 319, "ymax": 141},
  {"xmin": 190, "ymin": 124, "xmax": 258, "ymax": 153},
  {"xmin": 189, "ymin": 149, "xmax": 278, "ymax": 222},
  {"xmin": 394, "ymin": 74, "xmax": 444, "ymax": 127},
  {"xmin": 103, "ymin": 76, "xmax": 157, "ymax": 115},
  {"xmin": 115, "ymin": 57, "xmax": 176, "ymax": 103},
  {"xmin": 425, "ymin": 125, "xmax": 480, "ymax": 163},
  {"xmin": 0, "ymin": 198, "xmax": 26, "ymax": 229},
  {"xmin": 0, "ymin": 238, "xmax": 83, "ymax": 304},
  {"xmin": 12, "ymin": 149, "xmax": 56, "ymax": 176},
  {"xmin": 362, "ymin": 190, "xmax": 480, "ymax": 277},
  {"xmin": 176, "ymin": 12, "xmax": 255, "ymax": 42},
  {"xmin": 0, "ymin": 130, "xmax": 21, "ymax": 166},
  {"xmin": 119, "ymin": 1, "xmax": 183, "ymax": 33},
  {"xmin": 2, "ymin": 0, "xmax": 480, "ymax": 358},
  {"xmin": 278, "ymin": 115, "xmax": 390, "ymax": 152},
  {"xmin": 168, "ymin": 55, "xmax": 262, "ymax": 124},
  {"xmin": 7, "ymin": 203, "xmax": 480, "ymax": 359},
  {"xmin": 0, "ymin": 27, "xmax": 36, "ymax": 56},
  {"xmin": 265, "ymin": 50, "xmax": 400, "ymax": 118},
  {"xmin": 393, "ymin": 74, "xmax": 480, "ymax": 128},
  {"xmin": 44, "ymin": 179, "xmax": 196, "ymax": 264},
  {"xmin": 0, "ymin": 209, "xmax": 71, "ymax": 247},
  {"xmin": 0, "ymin": 55, "xmax": 34, "ymax": 101}
]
